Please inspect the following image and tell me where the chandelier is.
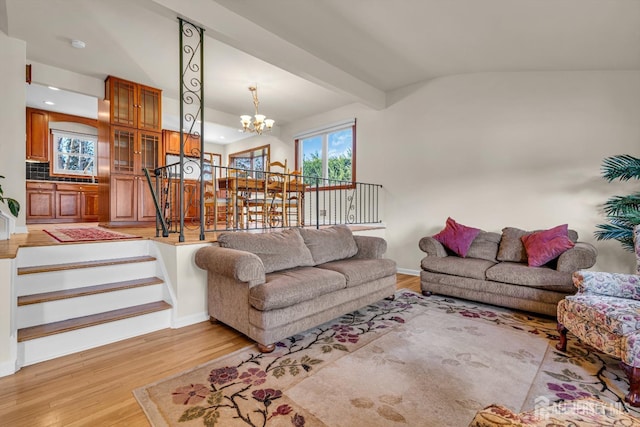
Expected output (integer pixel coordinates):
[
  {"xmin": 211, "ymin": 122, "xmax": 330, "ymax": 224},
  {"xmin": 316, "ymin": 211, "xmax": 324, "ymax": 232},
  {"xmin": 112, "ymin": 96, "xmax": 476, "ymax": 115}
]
[{"xmin": 240, "ymin": 85, "xmax": 275, "ymax": 135}]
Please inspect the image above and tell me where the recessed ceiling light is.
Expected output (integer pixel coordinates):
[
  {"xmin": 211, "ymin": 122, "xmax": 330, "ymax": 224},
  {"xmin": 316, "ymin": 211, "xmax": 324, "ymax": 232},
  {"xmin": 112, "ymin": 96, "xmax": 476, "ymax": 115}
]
[
  {"xmin": 44, "ymin": 101, "xmax": 55, "ymax": 105},
  {"xmin": 71, "ymin": 39, "xmax": 86, "ymax": 49},
  {"xmin": 48, "ymin": 86, "xmax": 60, "ymax": 91},
  {"xmin": 219, "ymin": 136, "xmax": 225, "ymax": 139}
]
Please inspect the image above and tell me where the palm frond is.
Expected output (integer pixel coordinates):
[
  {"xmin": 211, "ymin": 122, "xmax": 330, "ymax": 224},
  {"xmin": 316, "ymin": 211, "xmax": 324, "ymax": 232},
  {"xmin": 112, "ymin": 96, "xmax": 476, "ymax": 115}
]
[
  {"xmin": 601, "ymin": 154, "xmax": 640, "ymax": 182},
  {"xmin": 594, "ymin": 223, "xmax": 635, "ymax": 251},
  {"xmin": 602, "ymin": 193, "xmax": 640, "ymax": 216}
]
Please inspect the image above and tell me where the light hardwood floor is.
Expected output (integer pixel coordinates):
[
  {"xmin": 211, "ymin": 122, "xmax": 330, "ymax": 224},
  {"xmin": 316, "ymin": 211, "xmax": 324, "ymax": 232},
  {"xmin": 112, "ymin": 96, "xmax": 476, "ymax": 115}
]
[{"xmin": 0, "ymin": 274, "xmax": 421, "ymax": 427}]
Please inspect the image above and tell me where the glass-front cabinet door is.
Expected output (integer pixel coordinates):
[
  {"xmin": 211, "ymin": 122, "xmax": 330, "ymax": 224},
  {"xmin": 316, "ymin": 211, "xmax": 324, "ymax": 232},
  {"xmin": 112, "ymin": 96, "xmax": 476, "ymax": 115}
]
[
  {"xmin": 139, "ymin": 131, "xmax": 160, "ymax": 172},
  {"xmin": 110, "ymin": 78, "xmax": 136, "ymax": 128},
  {"xmin": 138, "ymin": 86, "xmax": 161, "ymax": 131},
  {"xmin": 112, "ymin": 128, "xmax": 135, "ymax": 174}
]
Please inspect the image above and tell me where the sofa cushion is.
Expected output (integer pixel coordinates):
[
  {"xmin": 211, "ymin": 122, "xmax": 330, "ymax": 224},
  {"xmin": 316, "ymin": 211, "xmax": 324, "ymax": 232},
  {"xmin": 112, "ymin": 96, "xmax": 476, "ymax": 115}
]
[
  {"xmin": 432, "ymin": 217, "xmax": 481, "ymax": 257},
  {"xmin": 485, "ymin": 262, "xmax": 574, "ymax": 292},
  {"xmin": 421, "ymin": 257, "xmax": 495, "ymax": 281},
  {"xmin": 497, "ymin": 226, "xmax": 579, "ymax": 263},
  {"xmin": 316, "ymin": 258, "xmax": 397, "ymax": 287},
  {"xmin": 465, "ymin": 231, "xmax": 501, "ymax": 262},
  {"xmin": 250, "ymin": 267, "xmax": 346, "ymax": 311},
  {"xmin": 562, "ymin": 293, "xmax": 640, "ymax": 335},
  {"xmin": 521, "ymin": 224, "xmax": 575, "ymax": 267},
  {"xmin": 298, "ymin": 225, "xmax": 358, "ymax": 265},
  {"xmin": 218, "ymin": 228, "xmax": 314, "ymax": 274},
  {"xmin": 496, "ymin": 227, "xmax": 529, "ymax": 263}
]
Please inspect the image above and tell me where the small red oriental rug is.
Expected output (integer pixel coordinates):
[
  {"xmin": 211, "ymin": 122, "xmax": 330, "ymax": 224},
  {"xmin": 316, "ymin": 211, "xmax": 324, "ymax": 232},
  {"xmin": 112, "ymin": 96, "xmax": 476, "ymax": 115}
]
[{"xmin": 43, "ymin": 226, "xmax": 141, "ymax": 243}]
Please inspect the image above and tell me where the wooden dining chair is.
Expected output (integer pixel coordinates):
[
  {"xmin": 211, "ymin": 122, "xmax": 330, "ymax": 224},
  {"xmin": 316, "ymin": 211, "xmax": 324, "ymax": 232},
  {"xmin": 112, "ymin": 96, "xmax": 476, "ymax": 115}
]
[
  {"xmin": 203, "ymin": 182, "xmax": 228, "ymax": 228},
  {"xmin": 286, "ymin": 170, "xmax": 303, "ymax": 227},
  {"xmin": 225, "ymin": 168, "xmax": 250, "ymax": 228},
  {"xmin": 265, "ymin": 160, "xmax": 288, "ymax": 227}
]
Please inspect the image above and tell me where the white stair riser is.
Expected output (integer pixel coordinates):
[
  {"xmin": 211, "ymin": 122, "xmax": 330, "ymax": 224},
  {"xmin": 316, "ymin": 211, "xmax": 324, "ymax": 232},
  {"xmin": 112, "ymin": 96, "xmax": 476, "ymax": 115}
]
[
  {"xmin": 17, "ymin": 309, "xmax": 172, "ymax": 367},
  {"xmin": 16, "ymin": 240, "xmax": 152, "ymax": 268},
  {"xmin": 15, "ymin": 262, "xmax": 159, "ymax": 295},
  {"xmin": 17, "ymin": 284, "xmax": 167, "ymax": 328}
]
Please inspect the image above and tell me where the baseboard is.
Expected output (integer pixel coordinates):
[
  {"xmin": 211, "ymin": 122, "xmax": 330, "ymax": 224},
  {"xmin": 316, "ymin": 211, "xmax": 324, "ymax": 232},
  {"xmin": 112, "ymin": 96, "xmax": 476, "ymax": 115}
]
[
  {"xmin": 173, "ymin": 311, "xmax": 209, "ymax": 328},
  {"xmin": 0, "ymin": 359, "xmax": 17, "ymax": 377},
  {"xmin": 13, "ymin": 225, "xmax": 28, "ymax": 235},
  {"xmin": 397, "ymin": 268, "xmax": 419, "ymax": 276}
]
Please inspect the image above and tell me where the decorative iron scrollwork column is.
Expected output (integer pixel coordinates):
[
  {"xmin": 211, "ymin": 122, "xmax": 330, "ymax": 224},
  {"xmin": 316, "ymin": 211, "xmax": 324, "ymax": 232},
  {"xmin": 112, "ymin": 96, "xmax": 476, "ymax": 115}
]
[{"xmin": 179, "ymin": 18, "xmax": 205, "ymax": 241}]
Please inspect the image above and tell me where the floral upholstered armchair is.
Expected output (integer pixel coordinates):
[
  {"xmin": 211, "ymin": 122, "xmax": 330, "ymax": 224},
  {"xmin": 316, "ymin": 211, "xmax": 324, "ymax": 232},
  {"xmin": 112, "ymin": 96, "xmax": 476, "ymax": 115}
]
[{"xmin": 556, "ymin": 225, "xmax": 640, "ymax": 406}]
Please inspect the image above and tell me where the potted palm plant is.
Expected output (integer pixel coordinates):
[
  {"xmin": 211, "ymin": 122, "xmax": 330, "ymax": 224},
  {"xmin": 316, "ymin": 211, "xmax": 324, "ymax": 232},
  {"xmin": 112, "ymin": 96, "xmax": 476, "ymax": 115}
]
[
  {"xmin": 0, "ymin": 175, "xmax": 20, "ymax": 217},
  {"xmin": 594, "ymin": 154, "xmax": 640, "ymax": 251}
]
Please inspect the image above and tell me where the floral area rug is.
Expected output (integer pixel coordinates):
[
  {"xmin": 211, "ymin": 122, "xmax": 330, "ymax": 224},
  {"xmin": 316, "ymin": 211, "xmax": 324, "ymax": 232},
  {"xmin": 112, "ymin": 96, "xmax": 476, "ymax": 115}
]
[
  {"xmin": 43, "ymin": 226, "xmax": 141, "ymax": 242},
  {"xmin": 133, "ymin": 291, "xmax": 640, "ymax": 427}
]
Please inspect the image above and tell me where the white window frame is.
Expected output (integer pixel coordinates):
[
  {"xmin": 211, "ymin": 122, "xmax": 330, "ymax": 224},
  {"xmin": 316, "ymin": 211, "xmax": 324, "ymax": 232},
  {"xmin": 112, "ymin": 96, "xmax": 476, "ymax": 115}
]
[
  {"xmin": 294, "ymin": 119, "xmax": 356, "ymax": 188},
  {"xmin": 51, "ymin": 130, "xmax": 97, "ymax": 177}
]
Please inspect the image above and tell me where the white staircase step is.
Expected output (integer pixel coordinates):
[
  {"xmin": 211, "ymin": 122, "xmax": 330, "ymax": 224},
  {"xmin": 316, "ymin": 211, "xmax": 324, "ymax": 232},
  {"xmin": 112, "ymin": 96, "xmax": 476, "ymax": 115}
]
[
  {"xmin": 16, "ymin": 240, "xmax": 152, "ymax": 268},
  {"xmin": 17, "ymin": 283, "xmax": 166, "ymax": 328},
  {"xmin": 17, "ymin": 277, "xmax": 164, "ymax": 305},
  {"xmin": 14, "ymin": 239, "xmax": 175, "ymax": 369},
  {"xmin": 18, "ymin": 305, "xmax": 172, "ymax": 366},
  {"xmin": 15, "ymin": 260, "xmax": 160, "ymax": 295}
]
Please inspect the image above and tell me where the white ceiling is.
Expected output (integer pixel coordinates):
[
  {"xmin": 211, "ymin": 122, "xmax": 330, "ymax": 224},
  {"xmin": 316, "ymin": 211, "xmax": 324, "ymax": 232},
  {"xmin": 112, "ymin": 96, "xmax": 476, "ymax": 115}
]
[{"xmin": 5, "ymin": 0, "xmax": 640, "ymax": 143}]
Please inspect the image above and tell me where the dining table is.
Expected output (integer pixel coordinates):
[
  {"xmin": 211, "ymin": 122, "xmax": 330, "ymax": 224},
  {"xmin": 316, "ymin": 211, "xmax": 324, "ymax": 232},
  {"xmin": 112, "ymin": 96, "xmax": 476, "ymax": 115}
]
[{"xmin": 217, "ymin": 174, "xmax": 307, "ymax": 228}]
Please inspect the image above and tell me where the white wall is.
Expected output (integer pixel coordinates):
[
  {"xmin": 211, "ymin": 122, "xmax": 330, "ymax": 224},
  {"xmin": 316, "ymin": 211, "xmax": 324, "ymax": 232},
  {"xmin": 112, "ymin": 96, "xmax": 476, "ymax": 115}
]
[
  {"xmin": 280, "ymin": 71, "xmax": 640, "ymax": 274},
  {"xmin": 0, "ymin": 32, "xmax": 26, "ymax": 230},
  {"xmin": 0, "ymin": 31, "xmax": 26, "ymax": 374},
  {"xmin": 153, "ymin": 242, "xmax": 210, "ymax": 327}
]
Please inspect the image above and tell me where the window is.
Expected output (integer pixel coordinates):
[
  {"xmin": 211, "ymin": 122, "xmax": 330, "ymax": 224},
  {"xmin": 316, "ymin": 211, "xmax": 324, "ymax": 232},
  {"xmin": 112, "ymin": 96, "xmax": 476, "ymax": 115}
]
[
  {"xmin": 228, "ymin": 145, "xmax": 270, "ymax": 175},
  {"xmin": 51, "ymin": 130, "xmax": 97, "ymax": 177},
  {"xmin": 295, "ymin": 119, "xmax": 356, "ymax": 187}
]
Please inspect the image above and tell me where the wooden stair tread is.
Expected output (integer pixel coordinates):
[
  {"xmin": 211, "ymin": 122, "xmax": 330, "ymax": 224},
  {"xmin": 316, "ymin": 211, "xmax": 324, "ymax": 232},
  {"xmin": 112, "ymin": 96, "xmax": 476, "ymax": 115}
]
[
  {"xmin": 17, "ymin": 301, "xmax": 172, "ymax": 342},
  {"xmin": 18, "ymin": 277, "xmax": 164, "ymax": 306},
  {"xmin": 17, "ymin": 255, "xmax": 156, "ymax": 275}
]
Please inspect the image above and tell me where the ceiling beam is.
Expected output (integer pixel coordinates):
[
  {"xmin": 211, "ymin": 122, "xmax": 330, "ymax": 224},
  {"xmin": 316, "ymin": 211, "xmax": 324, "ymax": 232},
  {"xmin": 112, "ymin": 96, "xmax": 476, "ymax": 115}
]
[{"xmin": 147, "ymin": 0, "xmax": 386, "ymax": 110}]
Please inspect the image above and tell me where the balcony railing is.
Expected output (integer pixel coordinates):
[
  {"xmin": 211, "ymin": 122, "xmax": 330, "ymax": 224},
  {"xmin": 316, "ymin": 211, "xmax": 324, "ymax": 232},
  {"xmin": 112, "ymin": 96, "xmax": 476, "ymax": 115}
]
[{"xmin": 144, "ymin": 163, "xmax": 382, "ymax": 240}]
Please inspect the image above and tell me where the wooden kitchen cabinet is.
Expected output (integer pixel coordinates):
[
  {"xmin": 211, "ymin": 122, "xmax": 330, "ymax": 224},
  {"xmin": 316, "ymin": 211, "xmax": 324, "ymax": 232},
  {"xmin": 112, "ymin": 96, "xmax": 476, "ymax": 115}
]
[
  {"xmin": 55, "ymin": 183, "xmax": 81, "ymax": 220},
  {"xmin": 81, "ymin": 187, "xmax": 99, "ymax": 221},
  {"xmin": 26, "ymin": 182, "xmax": 55, "ymax": 222},
  {"xmin": 167, "ymin": 179, "xmax": 201, "ymax": 223},
  {"xmin": 162, "ymin": 129, "xmax": 201, "ymax": 157},
  {"xmin": 26, "ymin": 108, "xmax": 49, "ymax": 162},
  {"xmin": 26, "ymin": 182, "xmax": 99, "ymax": 224},
  {"xmin": 111, "ymin": 127, "xmax": 161, "ymax": 175},
  {"xmin": 98, "ymin": 76, "xmax": 162, "ymax": 226},
  {"xmin": 109, "ymin": 175, "xmax": 157, "ymax": 222},
  {"xmin": 107, "ymin": 76, "xmax": 162, "ymax": 132}
]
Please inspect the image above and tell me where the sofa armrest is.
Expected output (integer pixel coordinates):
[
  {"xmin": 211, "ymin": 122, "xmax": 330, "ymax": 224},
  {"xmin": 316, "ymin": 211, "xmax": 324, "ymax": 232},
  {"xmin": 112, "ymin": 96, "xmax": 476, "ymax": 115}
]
[
  {"xmin": 418, "ymin": 236, "xmax": 448, "ymax": 257},
  {"xmin": 573, "ymin": 270, "xmax": 640, "ymax": 300},
  {"xmin": 556, "ymin": 242, "xmax": 598, "ymax": 273},
  {"xmin": 353, "ymin": 235, "xmax": 387, "ymax": 259},
  {"xmin": 195, "ymin": 245, "xmax": 266, "ymax": 285}
]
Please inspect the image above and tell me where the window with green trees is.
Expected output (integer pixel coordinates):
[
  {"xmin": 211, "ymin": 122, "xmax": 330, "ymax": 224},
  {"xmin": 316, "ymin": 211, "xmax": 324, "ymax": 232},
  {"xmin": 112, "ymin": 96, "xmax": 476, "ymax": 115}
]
[{"xmin": 295, "ymin": 121, "xmax": 355, "ymax": 187}]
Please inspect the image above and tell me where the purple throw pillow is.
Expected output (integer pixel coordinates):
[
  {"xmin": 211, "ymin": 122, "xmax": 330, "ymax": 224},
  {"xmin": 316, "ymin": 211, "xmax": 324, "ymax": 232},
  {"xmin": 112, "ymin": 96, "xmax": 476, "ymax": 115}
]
[
  {"xmin": 433, "ymin": 217, "xmax": 481, "ymax": 257},
  {"xmin": 521, "ymin": 224, "xmax": 575, "ymax": 267}
]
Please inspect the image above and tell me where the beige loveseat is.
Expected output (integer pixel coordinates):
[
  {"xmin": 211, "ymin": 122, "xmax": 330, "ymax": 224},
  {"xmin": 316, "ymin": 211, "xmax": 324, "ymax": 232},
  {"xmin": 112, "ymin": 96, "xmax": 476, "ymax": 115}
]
[
  {"xmin": 419, "ymin": 226, "xmax": 597, "ymax": 317},
  {"xmin": 195, "ymin": 226, "xmax": 397, "ymax": 352}
]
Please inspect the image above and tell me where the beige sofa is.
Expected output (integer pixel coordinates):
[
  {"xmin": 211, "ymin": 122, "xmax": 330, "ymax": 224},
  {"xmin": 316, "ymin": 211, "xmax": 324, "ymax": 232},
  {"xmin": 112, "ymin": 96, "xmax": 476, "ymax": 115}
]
[
  {"xmin": 419, "ymin": 227, "xmax": 597, "ymax": 317},
  {"xmin": 195, "ymin": 226, "xmax": 397, "ymax": 352}
]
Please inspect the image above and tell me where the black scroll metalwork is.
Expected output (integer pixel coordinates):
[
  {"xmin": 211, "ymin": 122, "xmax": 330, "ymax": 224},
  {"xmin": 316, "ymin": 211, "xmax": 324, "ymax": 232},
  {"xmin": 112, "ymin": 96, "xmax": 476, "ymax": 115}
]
[{"xmin": 179, "ymin": 18, "xmax": 205, "ymax": 241}]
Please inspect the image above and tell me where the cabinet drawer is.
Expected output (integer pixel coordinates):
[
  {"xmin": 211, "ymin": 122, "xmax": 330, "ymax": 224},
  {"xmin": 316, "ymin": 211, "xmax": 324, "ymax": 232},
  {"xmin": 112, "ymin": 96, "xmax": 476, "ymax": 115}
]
[
  {"xmin": 55, "ymin": 183, "xmax": 98, "ymax": 192},
  {"xmin": 26, "ymin": 182, "xmax": 55, "ymax": 191},
  {"xmin": 55, "ymin": 183, "xmax": 80, "ymax": 192}
]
